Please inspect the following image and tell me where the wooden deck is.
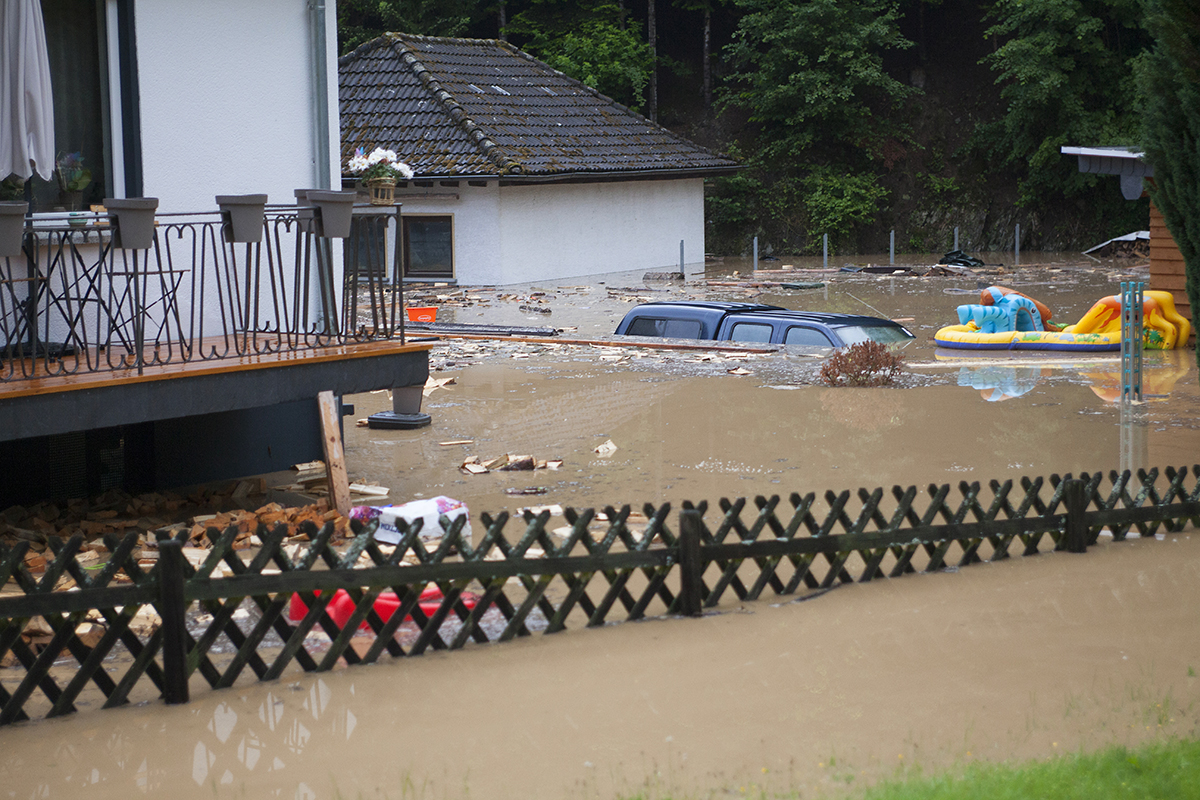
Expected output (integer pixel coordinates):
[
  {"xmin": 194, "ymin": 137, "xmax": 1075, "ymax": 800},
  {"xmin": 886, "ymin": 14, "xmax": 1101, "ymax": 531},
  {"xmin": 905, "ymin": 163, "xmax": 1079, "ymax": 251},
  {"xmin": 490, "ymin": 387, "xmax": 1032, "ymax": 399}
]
[
  {"xmin": 0, "ymin": 339, "xmax": 432, "ymax": 400},
  {"xmin": 0, "ymin": 338, "xmax": 432, "ymax": 443}
]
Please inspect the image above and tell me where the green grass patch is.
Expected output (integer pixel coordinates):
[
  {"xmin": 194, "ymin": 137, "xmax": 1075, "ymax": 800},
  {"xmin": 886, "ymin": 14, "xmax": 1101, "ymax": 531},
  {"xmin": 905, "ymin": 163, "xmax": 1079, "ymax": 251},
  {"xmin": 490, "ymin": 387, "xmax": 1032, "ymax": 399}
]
[{"xmin": 857, "ymin": 738, "xmax": 1200, "ymax": 800}]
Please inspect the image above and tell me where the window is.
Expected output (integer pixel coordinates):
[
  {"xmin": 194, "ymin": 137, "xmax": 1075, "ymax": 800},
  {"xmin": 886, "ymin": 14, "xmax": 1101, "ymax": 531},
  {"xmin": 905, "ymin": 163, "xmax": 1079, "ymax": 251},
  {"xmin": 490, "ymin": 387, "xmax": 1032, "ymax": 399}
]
[
  {"xmin": 402, "ymin": 216, "xmax": 453, "ymax": 278},
  {"xmin": 24, "ymin": 0, "xmax": 140, "ymax": 211},
  {"xmin": 728, "ymin": 322, "xmax": 773, "ymax": 343},
  {"xmin": 834, "ymin": 325, "xmax": 914, "ymax": 346},
  {"xmin": 784, "ymin": 326, "xmax": 834, "ymax": 347},
  {"xmin": 626, "ymin": 317, "xmax": 702, "ymax": 338}
]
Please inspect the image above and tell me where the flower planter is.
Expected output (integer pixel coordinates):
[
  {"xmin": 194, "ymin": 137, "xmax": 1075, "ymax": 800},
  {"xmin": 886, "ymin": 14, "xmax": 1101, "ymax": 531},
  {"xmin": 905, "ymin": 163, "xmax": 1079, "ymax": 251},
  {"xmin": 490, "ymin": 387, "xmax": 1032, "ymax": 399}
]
[
  {"xmin": 216, "ymin": 194, "xmax": 268, "ymax": 243},
  {"xmin": 105, "ymin": 197, "xmax": 159, "ymax": 249},
  {"xmin": 366, "ymin": 178, "xmax": 395, "ymax": 206},
  {"xmin": 0, "ymin": 202, "xmax": 28, "ymax": 259},
  {"xmin": 306, "ymin": 190, "xmax": 357, "ymax": 239}
]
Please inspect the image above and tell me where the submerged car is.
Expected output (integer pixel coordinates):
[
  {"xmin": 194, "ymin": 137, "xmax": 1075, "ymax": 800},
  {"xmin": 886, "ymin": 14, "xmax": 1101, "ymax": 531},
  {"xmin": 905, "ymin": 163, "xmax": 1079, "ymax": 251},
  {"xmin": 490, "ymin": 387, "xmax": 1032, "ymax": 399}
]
[{"xmin": 614, "ymin": 301, "xmax": 915, "ymax": 348}]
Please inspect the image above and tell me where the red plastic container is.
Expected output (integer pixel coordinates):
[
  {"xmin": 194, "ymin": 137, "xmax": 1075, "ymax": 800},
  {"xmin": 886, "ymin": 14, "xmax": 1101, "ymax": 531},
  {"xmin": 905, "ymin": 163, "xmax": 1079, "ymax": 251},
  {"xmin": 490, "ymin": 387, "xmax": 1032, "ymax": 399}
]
[
  {"xmin": 288, "ymin": 585, "xmax": 478, "ymax": 630},
  {"xmin": 406, "ymin": 306, "xmax": 437, "ymax": 323}
]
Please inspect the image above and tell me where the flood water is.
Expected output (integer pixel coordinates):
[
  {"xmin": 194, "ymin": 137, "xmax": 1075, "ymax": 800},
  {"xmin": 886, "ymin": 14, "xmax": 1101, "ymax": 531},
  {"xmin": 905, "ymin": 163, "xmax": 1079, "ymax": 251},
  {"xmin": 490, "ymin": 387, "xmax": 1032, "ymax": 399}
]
[{"xmin": 3, "ymin": 254, "xmax": 1199, "ymax": 799}]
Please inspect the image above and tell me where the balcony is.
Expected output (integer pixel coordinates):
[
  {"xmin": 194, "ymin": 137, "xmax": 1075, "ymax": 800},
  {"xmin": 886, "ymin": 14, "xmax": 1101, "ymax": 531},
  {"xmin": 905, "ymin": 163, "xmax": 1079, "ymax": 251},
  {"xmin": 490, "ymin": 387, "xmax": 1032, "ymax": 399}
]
[{"xmin": 0, "ymin": 198, "xmax": 430, "ymax": 500}]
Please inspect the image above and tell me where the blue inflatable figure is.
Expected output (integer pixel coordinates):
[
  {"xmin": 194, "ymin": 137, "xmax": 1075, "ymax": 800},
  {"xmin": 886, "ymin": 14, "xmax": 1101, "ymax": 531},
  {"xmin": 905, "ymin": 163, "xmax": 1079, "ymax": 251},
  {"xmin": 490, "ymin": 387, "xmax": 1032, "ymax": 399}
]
[{"xmin": 956, "ymin": 293, "xmax": 1045, "ymax": 334}]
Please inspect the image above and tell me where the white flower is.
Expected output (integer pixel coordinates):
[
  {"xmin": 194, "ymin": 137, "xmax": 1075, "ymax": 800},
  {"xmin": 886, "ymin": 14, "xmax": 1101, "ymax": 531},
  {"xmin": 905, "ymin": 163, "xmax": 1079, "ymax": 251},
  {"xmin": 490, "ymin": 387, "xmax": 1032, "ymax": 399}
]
[
  {"xmin": 396, "ymin": 162, "xmax": 414, "ymax": 179},
  {"xmin": 347, "ymin": 155, "xmax": 369, "ymax": 173}
]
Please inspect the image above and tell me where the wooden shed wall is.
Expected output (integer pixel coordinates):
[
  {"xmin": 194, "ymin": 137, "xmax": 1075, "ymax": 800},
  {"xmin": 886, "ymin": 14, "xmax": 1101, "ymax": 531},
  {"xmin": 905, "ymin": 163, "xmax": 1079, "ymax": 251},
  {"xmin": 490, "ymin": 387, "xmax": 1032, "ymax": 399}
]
[{"xmin": 1149, "ymin": 199, "xmax": 1191, "ymax": 325}]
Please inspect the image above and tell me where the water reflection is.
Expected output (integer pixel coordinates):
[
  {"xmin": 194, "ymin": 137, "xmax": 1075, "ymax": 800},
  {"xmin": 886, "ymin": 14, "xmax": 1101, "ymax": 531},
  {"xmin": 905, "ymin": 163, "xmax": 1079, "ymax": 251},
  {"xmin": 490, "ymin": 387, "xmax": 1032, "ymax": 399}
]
[
  {"xmin": 0, "ymin": 676, "xmax": 360, "ymax": 799},
  {"xmin": 939, "ymin": 349, "xmax": 1193, "ymax": 404}
]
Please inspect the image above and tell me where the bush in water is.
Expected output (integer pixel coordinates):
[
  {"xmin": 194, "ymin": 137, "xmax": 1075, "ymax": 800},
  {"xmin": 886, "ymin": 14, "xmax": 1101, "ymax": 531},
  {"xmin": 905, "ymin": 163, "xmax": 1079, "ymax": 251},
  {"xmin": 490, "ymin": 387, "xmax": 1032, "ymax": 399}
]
[{"xmin": 819, "ymin": 340, "xmax": 904, "ymax": 387}]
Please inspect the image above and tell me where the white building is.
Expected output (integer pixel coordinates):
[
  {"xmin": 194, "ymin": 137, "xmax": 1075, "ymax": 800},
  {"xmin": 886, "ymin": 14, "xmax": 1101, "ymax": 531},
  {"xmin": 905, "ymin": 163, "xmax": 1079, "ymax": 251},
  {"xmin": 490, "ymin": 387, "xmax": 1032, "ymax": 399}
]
[{"xmin": 338, "ymin": 33, "xmax": 739, "ymax": 285}]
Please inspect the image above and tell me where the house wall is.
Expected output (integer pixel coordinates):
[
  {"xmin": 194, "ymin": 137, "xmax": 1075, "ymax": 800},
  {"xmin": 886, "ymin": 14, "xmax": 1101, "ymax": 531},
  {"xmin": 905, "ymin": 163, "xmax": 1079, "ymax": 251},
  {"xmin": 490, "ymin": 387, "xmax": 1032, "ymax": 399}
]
[
  {"xmin": 495, "ymin": 179, "xmax": 705, "ymax": 285},
  {"xmin": 395, "ymin": 178, "xmax": 706, "ymax": 285},
  {"xmin": 135, "ymin": 0, "xmax": 340, "ymax": 212}
]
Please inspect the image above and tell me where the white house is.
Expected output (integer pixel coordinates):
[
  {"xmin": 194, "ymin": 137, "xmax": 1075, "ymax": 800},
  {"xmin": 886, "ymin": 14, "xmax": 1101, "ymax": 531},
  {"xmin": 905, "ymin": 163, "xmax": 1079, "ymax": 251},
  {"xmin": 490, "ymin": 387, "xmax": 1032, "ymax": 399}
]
[
  {"xmin": 0, "ymin": 1, "xmax": 431, "ymax": 504},
  {"xmin": 338, "ymin": 33, "xmax": 739, "ymax": 285}
]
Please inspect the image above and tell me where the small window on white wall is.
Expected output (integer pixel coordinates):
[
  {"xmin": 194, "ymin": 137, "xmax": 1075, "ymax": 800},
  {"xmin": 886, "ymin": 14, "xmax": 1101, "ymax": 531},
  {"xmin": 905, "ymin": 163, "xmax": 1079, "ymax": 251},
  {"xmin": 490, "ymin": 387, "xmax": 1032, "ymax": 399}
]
[{"xmin": 402, "ymin": 216, "xmax": 453, "ymax": 278}]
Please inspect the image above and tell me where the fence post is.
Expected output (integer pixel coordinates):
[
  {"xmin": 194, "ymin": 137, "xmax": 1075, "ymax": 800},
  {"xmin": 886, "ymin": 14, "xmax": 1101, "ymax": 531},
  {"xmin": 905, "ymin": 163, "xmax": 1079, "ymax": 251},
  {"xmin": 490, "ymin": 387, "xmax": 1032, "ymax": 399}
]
[
  {"xmin": 954, "ymin": 226, "xmax": 959, "ymax": 251},
  {"xmin": 752, "ymin": 236, "xmax": 758, "ymax": 272},
  {"xmin": 678, "ymin": 509, "xmax": 704, "ymax": 617},
  {"xmin": 889, "ymin": 229, "xmax": 895, "ymax": 265},
  {"xmin": 158, "ymin": 539, "xmax": 190, "ymax": 704},
  {"xmin": 822, "ymin": 233, "xmax": 828, "ymax": 269},
  {"xmin": 1063, "ymin": 479, "xmax": 1089, "ymax": 554}
]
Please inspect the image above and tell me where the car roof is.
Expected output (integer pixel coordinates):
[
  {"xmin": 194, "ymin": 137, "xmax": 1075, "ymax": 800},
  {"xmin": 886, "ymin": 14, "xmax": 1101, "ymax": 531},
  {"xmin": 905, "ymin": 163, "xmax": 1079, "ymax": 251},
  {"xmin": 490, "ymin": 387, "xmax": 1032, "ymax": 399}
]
[
  {"xmin": 628, "ymin": 301, "xmax": 785, "ymax": 313},
  {"xmin": 735, "ymin": 310, "xmax": 909, "ymax": 328}
]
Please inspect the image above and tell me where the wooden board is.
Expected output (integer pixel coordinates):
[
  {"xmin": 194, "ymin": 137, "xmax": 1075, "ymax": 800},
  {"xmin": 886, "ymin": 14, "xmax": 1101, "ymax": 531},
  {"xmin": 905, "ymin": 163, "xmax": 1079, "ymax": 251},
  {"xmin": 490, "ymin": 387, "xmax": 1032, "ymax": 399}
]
[{"xmin": 317, "ymin": 391, "xmax": 352, "ymax": 517}]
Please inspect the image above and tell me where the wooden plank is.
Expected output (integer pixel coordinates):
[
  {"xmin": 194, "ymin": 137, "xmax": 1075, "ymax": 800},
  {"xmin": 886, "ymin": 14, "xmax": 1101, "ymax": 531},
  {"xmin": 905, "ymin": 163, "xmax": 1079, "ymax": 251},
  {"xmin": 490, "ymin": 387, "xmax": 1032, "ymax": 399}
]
[{"xmin": 318, "ymin": 391, "xmax": 352, "ymax": 517}]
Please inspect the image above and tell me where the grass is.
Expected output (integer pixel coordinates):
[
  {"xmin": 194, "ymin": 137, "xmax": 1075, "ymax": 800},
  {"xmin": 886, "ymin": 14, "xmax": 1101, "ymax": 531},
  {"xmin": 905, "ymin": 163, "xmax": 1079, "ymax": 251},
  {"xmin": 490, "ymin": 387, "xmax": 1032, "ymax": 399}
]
[
  {"xmin": 856, "ymin": 739, "xmax": 1200, "ymax": 800},
  {"xmin": 617, "ymin": 739, "xmax": 1200, "ymax": 800}
]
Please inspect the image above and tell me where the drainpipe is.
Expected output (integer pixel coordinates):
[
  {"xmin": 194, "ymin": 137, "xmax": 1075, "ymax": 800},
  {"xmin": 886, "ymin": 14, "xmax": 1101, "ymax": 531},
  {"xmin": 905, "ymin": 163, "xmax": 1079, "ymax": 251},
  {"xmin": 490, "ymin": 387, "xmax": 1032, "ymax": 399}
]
[{"xmin": 308, "ymin": 0, "xmax": 331, "ymax": 189}]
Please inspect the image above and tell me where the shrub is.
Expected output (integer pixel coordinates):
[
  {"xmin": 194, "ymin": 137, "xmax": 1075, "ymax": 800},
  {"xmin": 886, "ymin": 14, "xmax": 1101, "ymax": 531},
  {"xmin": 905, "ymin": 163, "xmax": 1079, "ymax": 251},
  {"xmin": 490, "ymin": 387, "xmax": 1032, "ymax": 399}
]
[{"xmin": 819, "ymin": 340, "xmax": 904, "ymax": 387}]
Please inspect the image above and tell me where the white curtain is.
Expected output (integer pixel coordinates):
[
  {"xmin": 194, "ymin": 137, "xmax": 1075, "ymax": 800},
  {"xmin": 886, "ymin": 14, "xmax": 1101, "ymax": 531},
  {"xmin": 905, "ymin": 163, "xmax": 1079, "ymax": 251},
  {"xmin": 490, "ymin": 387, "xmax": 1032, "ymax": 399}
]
[{"xmin": 0, "ymin": 0, "xmax": 55, "ymax": 181}]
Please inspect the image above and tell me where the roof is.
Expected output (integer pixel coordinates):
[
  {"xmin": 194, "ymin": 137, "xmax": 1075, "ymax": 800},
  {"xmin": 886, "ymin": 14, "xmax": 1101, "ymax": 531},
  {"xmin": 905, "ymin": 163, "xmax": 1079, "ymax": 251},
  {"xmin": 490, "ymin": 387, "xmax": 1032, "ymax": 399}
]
[
  {"xmin": 1060, "ymin": 146, "xmax": 1152, "ymax": 200},
  {"xmin": 338, "ymin": 33, "xmax": 740, "ymax": 181}
]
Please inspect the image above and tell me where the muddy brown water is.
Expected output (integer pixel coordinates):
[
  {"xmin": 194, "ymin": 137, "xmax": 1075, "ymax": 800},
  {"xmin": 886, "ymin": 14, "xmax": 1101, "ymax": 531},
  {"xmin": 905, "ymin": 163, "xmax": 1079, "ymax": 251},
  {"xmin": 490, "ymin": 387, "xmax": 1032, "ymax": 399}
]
[{"xmin": 3, "ymin": 257, "xmax": 1199, "ymax": 799}]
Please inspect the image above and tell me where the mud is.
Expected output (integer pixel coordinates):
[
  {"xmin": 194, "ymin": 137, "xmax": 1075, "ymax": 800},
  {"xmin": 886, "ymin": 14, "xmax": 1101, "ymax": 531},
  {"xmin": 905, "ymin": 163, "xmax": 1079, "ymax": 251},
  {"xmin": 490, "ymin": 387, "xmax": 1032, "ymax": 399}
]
[{"xmin": 3, "ymin": 255, "xmax": 1198, "ymax": 799}]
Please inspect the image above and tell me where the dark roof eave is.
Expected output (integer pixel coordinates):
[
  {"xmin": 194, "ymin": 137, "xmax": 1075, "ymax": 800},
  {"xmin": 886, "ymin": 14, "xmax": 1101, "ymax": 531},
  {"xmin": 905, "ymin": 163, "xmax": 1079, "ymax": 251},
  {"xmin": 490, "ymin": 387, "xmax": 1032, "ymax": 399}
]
[{"xmin": 339, "ymin": 165, "xmax": 742, "ymax": 185}]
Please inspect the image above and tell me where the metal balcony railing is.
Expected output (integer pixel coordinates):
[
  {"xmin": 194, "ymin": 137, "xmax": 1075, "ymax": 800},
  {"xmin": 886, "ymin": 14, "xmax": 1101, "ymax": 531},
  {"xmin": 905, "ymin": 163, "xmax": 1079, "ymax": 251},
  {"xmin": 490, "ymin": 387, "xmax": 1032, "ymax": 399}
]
[{"xmin": 0, "ymin": 204, "xmax": 404, "ymax": 382}]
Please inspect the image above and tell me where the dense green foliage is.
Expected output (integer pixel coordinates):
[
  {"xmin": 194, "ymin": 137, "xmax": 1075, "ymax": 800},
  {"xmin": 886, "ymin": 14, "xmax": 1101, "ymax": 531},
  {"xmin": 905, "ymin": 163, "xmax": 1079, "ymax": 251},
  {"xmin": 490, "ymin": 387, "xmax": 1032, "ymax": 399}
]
[
  {"xmin": 1138, "ymin": 0, "xmax": 1200, "ymax": 364},
  {"xmin": 335, "ymin": 0, "xmax": 1165, "ymax": 255}
]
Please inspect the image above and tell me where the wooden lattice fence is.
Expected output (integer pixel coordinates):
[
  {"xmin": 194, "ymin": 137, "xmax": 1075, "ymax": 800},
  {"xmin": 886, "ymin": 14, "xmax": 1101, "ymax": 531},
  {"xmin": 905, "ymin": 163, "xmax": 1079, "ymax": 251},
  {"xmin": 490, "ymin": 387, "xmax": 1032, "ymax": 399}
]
[{"xmin": 2, "ymin": 466, "xmax": 1198, "ymax": 725}]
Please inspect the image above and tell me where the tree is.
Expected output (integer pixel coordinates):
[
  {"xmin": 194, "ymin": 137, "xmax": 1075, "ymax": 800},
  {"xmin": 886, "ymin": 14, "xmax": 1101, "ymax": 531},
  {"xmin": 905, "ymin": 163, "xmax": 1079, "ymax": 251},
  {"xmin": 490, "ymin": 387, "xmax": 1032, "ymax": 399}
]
[
  {"xmin": 337, "ymin": 0, "xmax": 480, "ymax": 54},
  {"xmin": 1139, "ymin": 0, "xmax": 1200, "ymax": 364},
  {"xmin": 722, "ymin": 0, "xmax": 914, "ymax": 168},
  {"xmin": 978, "ymin": 0, "xmax": 1150, "ymax": 208},
  {"xmin": 508, "ymin": 2, "xmax": 654, "ymax": 111}
]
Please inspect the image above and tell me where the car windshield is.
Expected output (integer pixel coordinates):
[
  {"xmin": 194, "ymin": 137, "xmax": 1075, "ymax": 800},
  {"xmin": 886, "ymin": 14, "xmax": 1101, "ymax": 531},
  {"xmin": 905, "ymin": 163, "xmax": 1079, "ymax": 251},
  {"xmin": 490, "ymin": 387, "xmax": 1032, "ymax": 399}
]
[{"xmin": 835, "ymin": 325, "xmax": 914, "ymax": 346}]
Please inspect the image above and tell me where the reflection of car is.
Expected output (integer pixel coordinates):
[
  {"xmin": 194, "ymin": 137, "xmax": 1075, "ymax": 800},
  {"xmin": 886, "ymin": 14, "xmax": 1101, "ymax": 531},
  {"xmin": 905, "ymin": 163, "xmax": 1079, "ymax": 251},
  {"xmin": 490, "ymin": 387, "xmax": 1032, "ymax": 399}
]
[{"xmin": 614, "ymin": 301, "xmax": 915, "ymax": 347}]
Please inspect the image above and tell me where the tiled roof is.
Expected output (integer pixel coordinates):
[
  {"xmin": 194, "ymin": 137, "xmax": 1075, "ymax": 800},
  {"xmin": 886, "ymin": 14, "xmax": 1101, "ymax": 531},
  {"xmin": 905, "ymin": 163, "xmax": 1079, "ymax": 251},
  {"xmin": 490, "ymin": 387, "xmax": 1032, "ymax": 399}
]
[{"xmin": 338, "ymin": 33, "xmax": 739, "ymax": 180}]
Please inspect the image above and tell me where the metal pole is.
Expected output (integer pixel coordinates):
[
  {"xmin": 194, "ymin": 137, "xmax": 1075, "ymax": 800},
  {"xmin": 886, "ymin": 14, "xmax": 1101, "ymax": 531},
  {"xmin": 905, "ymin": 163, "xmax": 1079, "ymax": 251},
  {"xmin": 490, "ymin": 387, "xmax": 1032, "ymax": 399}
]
[
  {"xmin": 823, "ymin": 234, "xmax": 828, "ymax": 269},
  {"xmin": 954, "ymin": 227, "xmax": 959, "ymax": 251},
  {"xmin": 1121, "ymin": 281, "xmax": 1144, "ymax": 403},
  {"xmin": 752, "ymin": 236, "xmax": 758, "ymax": 272},
  {"xmin": 889, "ymin": 230, "xmax": 895, "ymax": 265},
  {"xmin": 1014, "ymin": 223, "xmax": 1020, "ymax": 266},
  {"xmin": 679, "ymin": 239, "xmax": 684, "ymax": 273}
]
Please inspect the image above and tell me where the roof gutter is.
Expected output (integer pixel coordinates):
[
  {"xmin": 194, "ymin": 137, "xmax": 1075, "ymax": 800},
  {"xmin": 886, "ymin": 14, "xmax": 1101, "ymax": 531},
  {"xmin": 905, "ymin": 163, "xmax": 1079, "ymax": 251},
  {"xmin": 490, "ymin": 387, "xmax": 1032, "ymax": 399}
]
[{"xmin": 308, "ymin": 0, "xmax": 331, "ymax": 188}]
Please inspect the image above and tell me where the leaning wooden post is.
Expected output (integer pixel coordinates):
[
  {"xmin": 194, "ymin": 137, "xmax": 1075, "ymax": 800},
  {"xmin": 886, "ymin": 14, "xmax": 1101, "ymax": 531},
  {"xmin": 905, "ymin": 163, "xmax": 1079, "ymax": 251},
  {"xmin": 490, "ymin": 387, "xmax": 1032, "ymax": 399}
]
[
  {"xmin": 318, "ymin": 390, "xmax": 352, "ymax": 517},
  {"xmin": 157, "ymin": 539, "xmax": 190, "ymax": 704},
  {"xmin": 678, "ymin": 509, "xmax": 704, "ymax": 617},
  {"xmin": 1063, "ymin": 479, "xmax": 1089, "ymax": 554}
]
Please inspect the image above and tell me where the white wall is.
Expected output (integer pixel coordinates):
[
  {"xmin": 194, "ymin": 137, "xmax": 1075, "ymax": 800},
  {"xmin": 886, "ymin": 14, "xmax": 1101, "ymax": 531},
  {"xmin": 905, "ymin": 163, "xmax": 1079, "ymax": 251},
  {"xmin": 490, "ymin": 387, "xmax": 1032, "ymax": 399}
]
[
  {"xmin": 135, "ymin": 0, "xmax": 340, "ymax": 212},
  {"xmin": 397, "ymin": 178, "xmax": 706, "ymax": 285}
]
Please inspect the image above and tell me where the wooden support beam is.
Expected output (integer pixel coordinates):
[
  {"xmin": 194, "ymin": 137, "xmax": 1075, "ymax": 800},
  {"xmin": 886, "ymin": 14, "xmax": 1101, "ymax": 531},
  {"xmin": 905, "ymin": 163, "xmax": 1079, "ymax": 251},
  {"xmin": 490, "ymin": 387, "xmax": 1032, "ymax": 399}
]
[{"xmin": 317, "ymin": 391, "xmax": 352, "ymax": 517}]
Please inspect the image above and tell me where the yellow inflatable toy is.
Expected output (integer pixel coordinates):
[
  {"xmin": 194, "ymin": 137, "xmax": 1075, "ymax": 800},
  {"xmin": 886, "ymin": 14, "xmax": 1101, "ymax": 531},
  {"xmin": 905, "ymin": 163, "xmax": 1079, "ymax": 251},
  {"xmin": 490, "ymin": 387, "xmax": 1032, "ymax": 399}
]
[{"xmin": 935, "ymin": 288, "xmax": 1191, "ymax": 351}]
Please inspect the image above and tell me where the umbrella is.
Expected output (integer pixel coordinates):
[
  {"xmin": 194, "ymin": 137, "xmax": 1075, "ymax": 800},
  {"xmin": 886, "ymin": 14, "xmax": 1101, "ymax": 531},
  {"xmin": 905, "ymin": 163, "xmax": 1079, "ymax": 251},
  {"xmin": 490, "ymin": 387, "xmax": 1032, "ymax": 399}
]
[{"xmin": 0, "ymin": 0, "xmax": 55, "ymax": 181}]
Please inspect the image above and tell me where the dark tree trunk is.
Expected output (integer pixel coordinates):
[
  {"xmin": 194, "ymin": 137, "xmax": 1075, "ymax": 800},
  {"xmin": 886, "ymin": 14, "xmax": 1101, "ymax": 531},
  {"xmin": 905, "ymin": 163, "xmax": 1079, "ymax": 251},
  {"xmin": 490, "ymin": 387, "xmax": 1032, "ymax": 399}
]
[
  {"xmin": 703, "ymin": 7, "xmax": 712, "ymax": 110},
  {"xmin": 648, "ymin": 0, "xmax": 658, "ymax": 121},
  {"xmin": 498, "ymin": 0, "xmax": 506, "ymax": 41}
]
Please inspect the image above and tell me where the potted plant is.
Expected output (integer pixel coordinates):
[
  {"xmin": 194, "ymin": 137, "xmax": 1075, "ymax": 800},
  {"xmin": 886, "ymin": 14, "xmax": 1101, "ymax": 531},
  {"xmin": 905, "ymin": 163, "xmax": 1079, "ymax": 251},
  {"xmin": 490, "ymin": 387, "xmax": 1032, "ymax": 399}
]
[
  {"xmin": 55, "ymin": 152, "xmax": 92, "ymax": 211},
  {"xmin": 215, "ymin": 194, "xmax": 268, "ymax": 243},
  {"xmin": 347, "ymin": 147, "xmax": 413, "ymax": 206},
  {"xmin": 104, "ymin": 197, "xmax": 159, "ymax": 249},
  {"xmin": 0, "ymin": 202, "xmax": 28, "ymax": 259}
]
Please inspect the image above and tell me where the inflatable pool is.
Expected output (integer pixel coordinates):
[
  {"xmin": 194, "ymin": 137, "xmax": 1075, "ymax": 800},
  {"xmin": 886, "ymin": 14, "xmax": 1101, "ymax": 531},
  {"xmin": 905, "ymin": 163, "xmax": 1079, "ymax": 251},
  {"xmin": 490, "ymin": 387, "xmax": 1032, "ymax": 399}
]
[{"xmin": 934, "ymin": 287, "xmax": 1191, "ymax": 351}]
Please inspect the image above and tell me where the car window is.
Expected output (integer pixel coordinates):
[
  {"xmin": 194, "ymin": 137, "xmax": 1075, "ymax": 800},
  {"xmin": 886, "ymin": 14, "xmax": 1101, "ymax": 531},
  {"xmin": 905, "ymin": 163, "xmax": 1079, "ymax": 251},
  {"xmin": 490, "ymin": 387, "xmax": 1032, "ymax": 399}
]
[
  {"xmin": 835, "ymin": 325, "xmax": 914, "ymax": 345},
  {"xmin": 729, "ymin": 322, "xmax": 773, "ymax": 343},
  {"xmin": 626, "ymin": 317, "xmax": 703, "ymax": 338},
  {"xmin": 784, "ymin": 326, "xmax": 835, "ymax": 347}
]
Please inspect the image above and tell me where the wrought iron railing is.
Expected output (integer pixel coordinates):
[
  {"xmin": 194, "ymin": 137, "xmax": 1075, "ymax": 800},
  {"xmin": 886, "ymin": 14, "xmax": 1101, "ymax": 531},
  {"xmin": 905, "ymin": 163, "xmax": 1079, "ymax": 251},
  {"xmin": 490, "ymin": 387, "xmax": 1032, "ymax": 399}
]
[{"xmin": 0, "ymin": 205, "xmax": 402, "ymax": 382}]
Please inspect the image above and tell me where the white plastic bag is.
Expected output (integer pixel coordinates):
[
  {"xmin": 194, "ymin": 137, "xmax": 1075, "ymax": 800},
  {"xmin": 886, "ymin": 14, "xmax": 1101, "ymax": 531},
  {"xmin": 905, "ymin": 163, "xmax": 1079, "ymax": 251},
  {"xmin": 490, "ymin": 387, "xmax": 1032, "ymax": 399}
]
[{"xmin": 373, "ymin": 496, "xmax": 471, "ymax": 545}]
